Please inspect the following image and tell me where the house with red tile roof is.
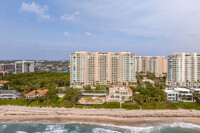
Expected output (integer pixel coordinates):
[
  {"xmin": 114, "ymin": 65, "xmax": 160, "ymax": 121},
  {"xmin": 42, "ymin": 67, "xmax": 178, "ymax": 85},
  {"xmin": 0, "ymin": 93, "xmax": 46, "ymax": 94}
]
[
  {"xmin": 25, "ymin": 89, "xmax": 48, "ymax": 99},
  {"xmin": 0, "ymin": 71, "xmax": 8, "ymax": 77},
  {"xmin": 107, "ymin": 85, "xmax": 133, "ymax": 103}
]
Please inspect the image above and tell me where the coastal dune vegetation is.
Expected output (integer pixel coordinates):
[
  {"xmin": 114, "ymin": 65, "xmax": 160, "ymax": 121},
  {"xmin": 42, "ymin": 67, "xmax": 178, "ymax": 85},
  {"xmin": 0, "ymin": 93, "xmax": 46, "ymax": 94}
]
[{"xmin": 0, "ymin": 72, "xmax": 200, "ymax": 110}]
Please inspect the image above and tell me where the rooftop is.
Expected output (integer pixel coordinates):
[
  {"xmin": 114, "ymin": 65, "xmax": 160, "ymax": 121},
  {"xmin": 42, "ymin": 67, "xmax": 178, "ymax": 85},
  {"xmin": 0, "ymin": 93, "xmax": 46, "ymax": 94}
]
[
  {"xmin": 0, "ymin": 90, "xmax": 18, "ymax": 94},
  {"xmin": 25, "ymin": 89, "xmax": 48, "ymax": 96},
  {"xmin": 164, "ymin": 90, "xmax": 176, "ymax": 93},
  {"xmin": 0, "ymin": 81, "xmax": 9, "ymax": 84},
  {"xmin": 190, "ymin": 88, "xmax": 200, "ymax": 91},
  {"xmin": 0, "ymin": 71, "xmax": 8, "ymax": 73},
  {"xmin": 174, "ymin": 88, "xmax": 190, "ymax": 91}
]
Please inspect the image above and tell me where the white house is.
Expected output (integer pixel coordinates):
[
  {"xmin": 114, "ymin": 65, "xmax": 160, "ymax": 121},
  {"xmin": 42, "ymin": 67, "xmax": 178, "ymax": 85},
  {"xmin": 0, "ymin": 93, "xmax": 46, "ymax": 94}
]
[
  {"xmin": 164, "ymin": 90, "xmax": 177, "ymax": 102},
  {"xmin": 165, "ymin": 88, "xmax": 193, "ymax": 102},
  {"xmin": 0, "ymin": 90, "xmax": 20, "ymax": 99}
]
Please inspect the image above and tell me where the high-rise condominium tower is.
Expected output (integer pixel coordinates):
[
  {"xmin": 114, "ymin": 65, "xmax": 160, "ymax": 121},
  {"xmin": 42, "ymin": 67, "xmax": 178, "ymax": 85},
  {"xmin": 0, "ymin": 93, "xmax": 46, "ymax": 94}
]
[
  {"xmin": 167, "ymin": 53, "xmax": 200, "ymax": 87},
  {"xmin": 15, "ymin": 61, "xmax": 35, "ymax": 74},
  {"xmin": 136, "ymin": 56, "xmax": 167, "ymax": 77},
  {"xmin": 70, "ymin": 51, "xmax": 136, "ymax": 87}
]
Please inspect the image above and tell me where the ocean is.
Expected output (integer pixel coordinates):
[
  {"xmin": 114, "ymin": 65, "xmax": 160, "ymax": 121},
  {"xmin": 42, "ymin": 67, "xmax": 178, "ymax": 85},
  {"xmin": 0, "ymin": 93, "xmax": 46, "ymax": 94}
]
[{"xmin": 0, "ymin": 122, "xmax": 200, "ymax": 133}]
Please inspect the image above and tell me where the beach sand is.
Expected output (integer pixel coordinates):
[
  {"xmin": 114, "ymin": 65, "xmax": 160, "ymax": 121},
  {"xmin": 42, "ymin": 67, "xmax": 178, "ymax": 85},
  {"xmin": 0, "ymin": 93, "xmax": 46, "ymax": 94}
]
[{"xmin": 0, "ymin": 106, "xmax": 200, "ymax": 126}]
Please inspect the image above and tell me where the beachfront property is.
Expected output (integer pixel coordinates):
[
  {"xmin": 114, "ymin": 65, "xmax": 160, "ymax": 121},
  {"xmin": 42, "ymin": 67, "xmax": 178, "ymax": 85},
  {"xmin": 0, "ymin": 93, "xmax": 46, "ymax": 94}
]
[
  {"xmin": 165, "ymin": 88, "xmax": 193, "ymax": 102},
  {"xmin": 136, "ymin": 56, "xmax": 167, "ymax": 77},
  {"xmin": 107, "ymin": 85, "xmax": 133, "ymax": 103},
  {"xmin": 15, "ymin": 60, "xmax": 35, "ymax": 74},
  {"xmin": 0, "ymin": 63, "xmax": 15, "ymax": 71},
  {"xmin": 25, "ymin": 89, "xmax": 48, "ymax": 99},
  {"xmin": 0, "ymin": 71, "xmax": 8, "ymax": 77},
  {"xmin": 70, "ymin": 51, "xmax": 137, "ymax": 88},
  {"xmin": 0, "ymin": 90, "xmax": 20, "ymax": 99},
  {"xmin": 167, "ymin": 53, "xmax": 200, "ymax": 88}
]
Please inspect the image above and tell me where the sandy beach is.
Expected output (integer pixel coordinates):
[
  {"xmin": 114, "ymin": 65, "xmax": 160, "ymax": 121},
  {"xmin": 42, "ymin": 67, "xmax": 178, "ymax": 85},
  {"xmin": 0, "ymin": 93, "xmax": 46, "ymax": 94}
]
[{"xmin": 0, "ymin": 106, "xmax": 200, "ymax": 126}]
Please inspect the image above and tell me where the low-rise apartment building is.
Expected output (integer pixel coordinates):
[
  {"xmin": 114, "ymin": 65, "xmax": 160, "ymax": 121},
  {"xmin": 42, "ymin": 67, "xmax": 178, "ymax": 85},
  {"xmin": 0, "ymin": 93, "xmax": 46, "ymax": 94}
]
[
  {"xmin": 0, "ymin": 63, "xmax": 15, "ymax": 71},
  {"xmin": 107, "ymin": 85, "xmax": 133, "ymax": 103},
  {"xmin": 0, "ymin": 90, "xmax": 20, "ymax": 99},
  {"xmin": 25, "ymin": 89, "xmax": 48, "ymax": 99}
]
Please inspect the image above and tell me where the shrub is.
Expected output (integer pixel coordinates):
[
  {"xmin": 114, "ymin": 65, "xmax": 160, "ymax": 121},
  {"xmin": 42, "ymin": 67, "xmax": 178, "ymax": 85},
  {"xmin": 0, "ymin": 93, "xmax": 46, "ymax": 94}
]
[
  {"xmin": 122, "ymin": 103, "xmax": 140, "ymax": 110},
  {"xmin": 102, "ymin": 102, "xmax": 120, "ymax": 109}
]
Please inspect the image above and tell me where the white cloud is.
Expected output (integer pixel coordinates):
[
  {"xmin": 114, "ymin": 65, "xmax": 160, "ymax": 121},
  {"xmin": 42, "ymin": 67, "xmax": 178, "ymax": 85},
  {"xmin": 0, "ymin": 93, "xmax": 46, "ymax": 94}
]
[
  {"xmin": 20, "ymin": 2, "xmax": 50, "ymax": 20},
  {"xmin": 85, "ymin": 32, "xmax": 93, "ymax": 36},
  {"xmin": 61, "ymin": 11, "xmax": 80, "ymax": 21},
  {"xmin": 64, "ymin": 32, "xmax": 69, "ymax": 37}
]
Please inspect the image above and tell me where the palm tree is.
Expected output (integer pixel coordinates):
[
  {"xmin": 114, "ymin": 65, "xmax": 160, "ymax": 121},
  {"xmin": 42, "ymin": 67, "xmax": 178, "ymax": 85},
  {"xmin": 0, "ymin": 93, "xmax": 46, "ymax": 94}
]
[
  {"xmin": 178, "ymin": 94, "xmax": 182, "ymax": 101},
  {"xmin": 182, "ymin": 94, "xmax": 187, "ymax": 101}
]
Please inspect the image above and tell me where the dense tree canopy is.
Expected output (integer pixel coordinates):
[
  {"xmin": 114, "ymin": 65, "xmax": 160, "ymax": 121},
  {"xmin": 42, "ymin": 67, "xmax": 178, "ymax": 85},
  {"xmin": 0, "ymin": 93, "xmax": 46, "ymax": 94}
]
[{"xmin": 0, "ymin": 72, "xmax": 70, "ymax": 93}]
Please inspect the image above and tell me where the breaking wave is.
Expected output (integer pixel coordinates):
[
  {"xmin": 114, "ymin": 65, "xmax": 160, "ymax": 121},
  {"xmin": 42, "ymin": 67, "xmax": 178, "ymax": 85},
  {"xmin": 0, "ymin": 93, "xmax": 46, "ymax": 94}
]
[{"xmin": 0, "ymin": 122, "xmax": 199, "ymax": 133}]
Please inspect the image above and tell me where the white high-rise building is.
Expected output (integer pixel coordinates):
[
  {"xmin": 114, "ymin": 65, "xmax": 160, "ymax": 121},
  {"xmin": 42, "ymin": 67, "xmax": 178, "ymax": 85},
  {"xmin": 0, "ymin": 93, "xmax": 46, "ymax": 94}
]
[
  {"xmin": 167, "ymin": 53, "xmax": 199, "ymax": 87},
  {"xmin": 15, "ymin": 61, "xmax": 35, "ymax": 74},
  {"xmin": 70, "ymin": 51, "xmax": 136, "ymax": 87}
]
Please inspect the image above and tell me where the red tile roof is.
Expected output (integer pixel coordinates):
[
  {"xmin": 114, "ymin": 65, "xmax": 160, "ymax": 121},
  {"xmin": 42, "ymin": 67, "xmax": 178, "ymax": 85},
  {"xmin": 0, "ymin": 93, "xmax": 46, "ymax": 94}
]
[
  {"xmin": 127, "ymin": 87, "xmax": 132, "ymax": 92},
  {"xmin": 0, "ymin": 81, "xmax": 9, "ymax": 84},
  {"xmin": 0, "ymin": 71, "xmax": 8, "ymax": 73},
  {"xmin": 113, "ymin": 85, "xmax": 132, "ymax": 92},
  {"xmin": 25, "ymin": 89, "xmax": 48, "ymax": 96}
]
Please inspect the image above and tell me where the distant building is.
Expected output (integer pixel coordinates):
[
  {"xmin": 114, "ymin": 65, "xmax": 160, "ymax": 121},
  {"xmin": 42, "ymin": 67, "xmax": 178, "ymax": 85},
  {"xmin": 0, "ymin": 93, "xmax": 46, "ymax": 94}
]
[
  {"xmin": 0, "ymin": 63, "xmax": 15, "ymax": 71},
  {"xmin": 0, "ymin": 71, "xmax": 8, "ymax": 77},
  {"xmin": 165, "ymin": 88, "xmax": 193, "ymax": 102},
  {"xmin": 167, "ymin": 53, "xmax": 200, "ymax": 87},
  {"xmin": 70, "ymin": 51, "xmax": 137, "ymax": 88},
  {"xmin": 136, "ymin": 56, "xmax": 167, "ymax": 77},
  {"xmin": 25, "ymin": 89, "xmax": 48, "ymax": 99},
  {"xmin": 0, "ymin": 90, "xmax": 20, "ymax": 99},
  {"xmin": 15, "ymin": 61, "xmax": 34, "ymax": 74},
  {"xmin": 107, "ymin": 85, "xmax": 133, "ymax": 103}
]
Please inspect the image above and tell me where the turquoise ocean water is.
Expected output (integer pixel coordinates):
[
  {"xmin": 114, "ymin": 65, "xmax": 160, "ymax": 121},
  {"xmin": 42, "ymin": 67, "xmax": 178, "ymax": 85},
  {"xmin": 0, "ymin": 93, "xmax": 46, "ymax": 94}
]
[{"xmin": 0, "ymin": 122, "xmax": 200, "ymax": 133}]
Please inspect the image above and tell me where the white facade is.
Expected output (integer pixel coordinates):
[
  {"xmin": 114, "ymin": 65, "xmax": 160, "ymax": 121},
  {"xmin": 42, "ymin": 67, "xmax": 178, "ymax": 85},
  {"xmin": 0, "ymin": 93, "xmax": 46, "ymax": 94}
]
[
  {"xmin": 15, "ymin": 61, "xmax": 34, "ymax": 74},
  {"xmin": 0, "ymin": 90, "xmax": 20, "ymax": 99},
  {"xmin": 190, "ymin": 88, "xmax": 200, "ymax": 93},
  {"xmin": 165, "ymin": 88, "xmax": 193, "ymax": 102},
  {"xmin": 167, "ymin": 53, "xmax": 199, "ymax": 87}
]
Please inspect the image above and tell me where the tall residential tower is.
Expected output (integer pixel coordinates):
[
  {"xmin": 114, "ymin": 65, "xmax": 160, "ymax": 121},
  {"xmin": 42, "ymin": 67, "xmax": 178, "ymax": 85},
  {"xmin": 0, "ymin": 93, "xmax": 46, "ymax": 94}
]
[
  {"xmin": 70, "ymin": 52, "xmax": 136, "ymax": 87},
  {"xmin": 136, "ymin": 56, "xmax": 167, "ymax": 77},
  {"xmin": 167, "ymin": 53, "xmax": 200, "ymax": 87}
]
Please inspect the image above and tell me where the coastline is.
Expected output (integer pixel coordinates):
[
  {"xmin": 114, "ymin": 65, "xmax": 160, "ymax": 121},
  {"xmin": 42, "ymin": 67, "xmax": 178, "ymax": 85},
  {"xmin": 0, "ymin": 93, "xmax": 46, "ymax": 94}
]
[{"xmin": 0, "ymin": 106, "xmax": 200, "ymax": 126}]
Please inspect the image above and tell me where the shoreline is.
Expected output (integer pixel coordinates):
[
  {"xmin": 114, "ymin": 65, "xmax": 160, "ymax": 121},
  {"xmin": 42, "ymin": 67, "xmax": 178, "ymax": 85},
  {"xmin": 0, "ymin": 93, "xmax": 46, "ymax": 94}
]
[{"xmin": 0, "ymin": 106, "xmax": 200, "ymax": 126}]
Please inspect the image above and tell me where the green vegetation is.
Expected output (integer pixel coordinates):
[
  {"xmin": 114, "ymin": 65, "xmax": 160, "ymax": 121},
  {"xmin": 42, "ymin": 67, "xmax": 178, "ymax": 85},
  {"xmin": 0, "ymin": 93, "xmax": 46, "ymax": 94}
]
[
  {"xmin": 84, "ymin": 85, "xmax": 108, "ymax": 93},
  {"xmin": 174, "ymin": 102, "xmax": 200, "ymax": 110},
  {"xmin": 131, "ymin": 82, "xmax": 178, "ymax": 110},
  {"xmin": 0, "ymin": 72, "xmax": 70, "ymax": 93},
  {"xmin": 122, "ymin": 103, "xmax": 140, "ymax": 110}
]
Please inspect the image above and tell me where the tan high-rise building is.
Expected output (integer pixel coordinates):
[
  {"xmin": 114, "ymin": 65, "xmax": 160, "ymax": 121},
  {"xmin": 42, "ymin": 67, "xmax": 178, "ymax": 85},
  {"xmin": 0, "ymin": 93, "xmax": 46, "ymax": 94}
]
[
  {"xmin": 136, "ymin": 56, "xmax": 167, "ymax": 77},
  {"xmin": 70, "ymin": 52, "xmax": 136, "ymax": 87}
]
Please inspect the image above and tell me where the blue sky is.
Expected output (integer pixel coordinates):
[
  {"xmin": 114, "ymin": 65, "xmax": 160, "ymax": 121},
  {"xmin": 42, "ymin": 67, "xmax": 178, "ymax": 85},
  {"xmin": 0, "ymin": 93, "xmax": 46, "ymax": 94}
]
[{"xmin": 0, "ymin": 0, "xmax": 200, "ymax": 60}]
